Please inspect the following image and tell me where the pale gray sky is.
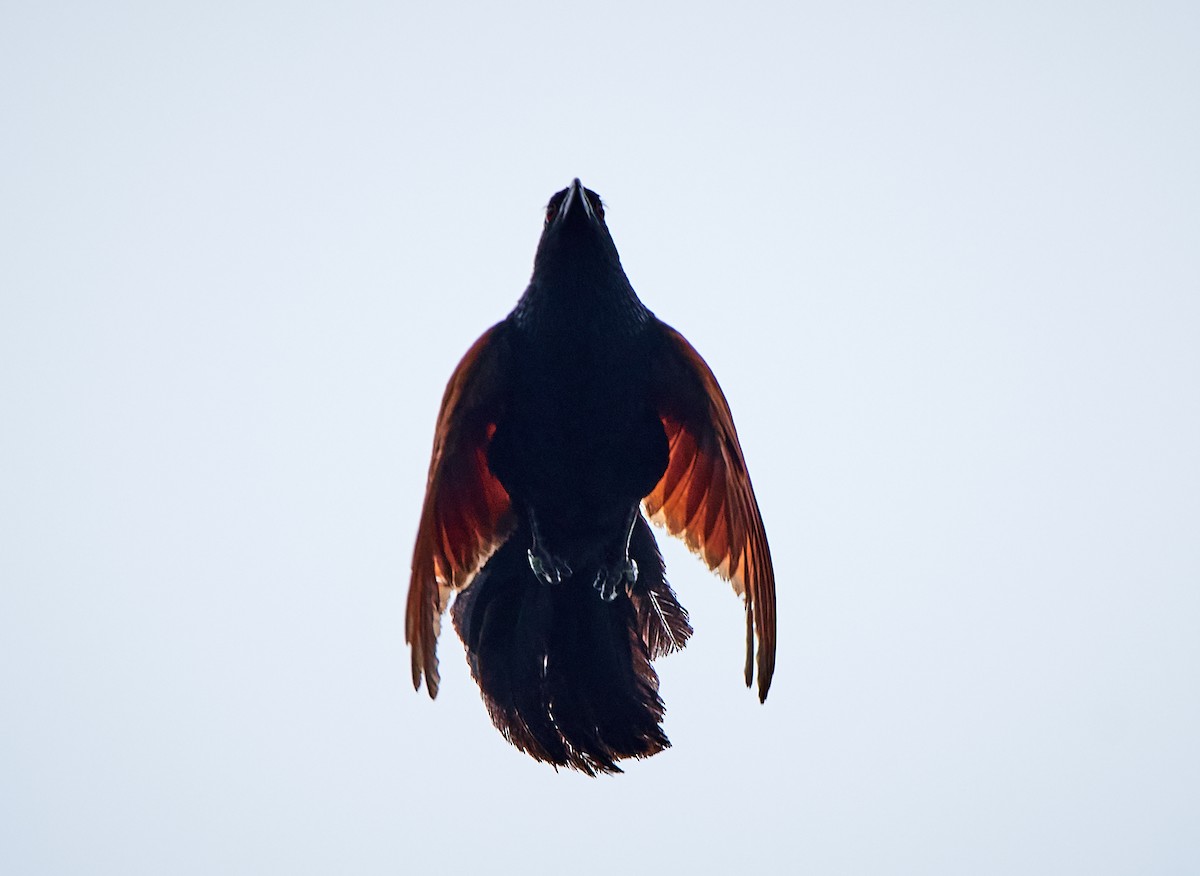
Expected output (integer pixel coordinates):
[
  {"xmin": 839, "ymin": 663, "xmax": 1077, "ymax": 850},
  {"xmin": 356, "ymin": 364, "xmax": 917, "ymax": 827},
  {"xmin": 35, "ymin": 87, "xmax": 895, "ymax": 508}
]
[{"xmin": 2, "ymin": 2, "xmax": 1198, "ymax": 873}]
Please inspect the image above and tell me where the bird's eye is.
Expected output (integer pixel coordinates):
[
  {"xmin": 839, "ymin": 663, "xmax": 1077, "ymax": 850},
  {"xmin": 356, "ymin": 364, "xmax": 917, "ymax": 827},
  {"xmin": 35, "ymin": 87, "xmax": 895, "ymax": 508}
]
[
  {"xmin": 581, "ymin": 189, "xmax": 605, "ymax": 221},
  {"xmin": 545, "ymin": 192, "xmax": 568, "ymax": 226}
]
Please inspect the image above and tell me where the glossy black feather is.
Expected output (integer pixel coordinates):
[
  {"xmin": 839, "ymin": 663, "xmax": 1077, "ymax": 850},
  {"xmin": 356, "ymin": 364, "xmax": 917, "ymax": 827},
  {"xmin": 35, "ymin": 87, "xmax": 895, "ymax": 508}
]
[
  {"xmin": 451, "ymin": 518, "xmax": 672, "ymax": 774},
  {"xmin": 415, "ymin": 179, "xmax": 774, "ymax": 775}
]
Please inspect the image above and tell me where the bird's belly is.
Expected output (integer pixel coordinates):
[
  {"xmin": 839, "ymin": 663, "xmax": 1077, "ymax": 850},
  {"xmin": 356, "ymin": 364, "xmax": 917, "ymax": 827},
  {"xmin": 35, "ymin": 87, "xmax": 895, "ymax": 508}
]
[{"xmin": 487, "ymin": 375, "xmax": 668, "ymax": 535}]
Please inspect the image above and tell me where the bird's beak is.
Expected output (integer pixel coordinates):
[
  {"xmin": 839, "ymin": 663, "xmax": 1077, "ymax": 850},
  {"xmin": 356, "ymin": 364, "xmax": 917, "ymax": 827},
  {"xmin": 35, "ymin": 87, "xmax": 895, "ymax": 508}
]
[{"xmin": 557, "ymin": 178, "xmax": 597, "ymax": 227}]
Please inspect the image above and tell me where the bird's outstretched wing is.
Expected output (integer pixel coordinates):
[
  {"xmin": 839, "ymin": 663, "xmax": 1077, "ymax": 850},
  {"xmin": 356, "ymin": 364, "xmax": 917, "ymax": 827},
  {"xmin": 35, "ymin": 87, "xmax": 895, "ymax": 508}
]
[
  {"xmin": 646, "ymin": 322, "xmax": 776, "ymax": 701},
  {"xmin": 406, "ymin": 324, "xmax": 513, "ymax": 697}
]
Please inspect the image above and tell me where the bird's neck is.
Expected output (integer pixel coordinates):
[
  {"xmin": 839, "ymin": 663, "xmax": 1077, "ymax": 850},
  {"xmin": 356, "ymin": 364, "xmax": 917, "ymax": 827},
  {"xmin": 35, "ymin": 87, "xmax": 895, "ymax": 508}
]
[{"xmin": 510, "ymin": 262, "xmax": 652, "ymax": 340}]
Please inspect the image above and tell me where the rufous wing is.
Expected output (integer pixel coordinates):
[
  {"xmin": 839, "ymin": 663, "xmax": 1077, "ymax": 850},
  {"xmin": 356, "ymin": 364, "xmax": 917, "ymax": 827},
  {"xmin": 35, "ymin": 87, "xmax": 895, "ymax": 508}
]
[
  {"xmin": 646, "ymin": 323, "xmax": 777, "ymax": 701},
  {"xmin": 406, "ymin": 325, "xmax": 513, "ymax": 698}
]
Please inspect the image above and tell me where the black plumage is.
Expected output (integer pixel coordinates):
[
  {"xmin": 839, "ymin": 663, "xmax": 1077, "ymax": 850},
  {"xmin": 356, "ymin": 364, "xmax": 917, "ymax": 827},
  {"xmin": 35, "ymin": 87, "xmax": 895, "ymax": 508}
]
[{"xmin": 407, "ymin": 180, "xmax": 775, "ymax": 773}]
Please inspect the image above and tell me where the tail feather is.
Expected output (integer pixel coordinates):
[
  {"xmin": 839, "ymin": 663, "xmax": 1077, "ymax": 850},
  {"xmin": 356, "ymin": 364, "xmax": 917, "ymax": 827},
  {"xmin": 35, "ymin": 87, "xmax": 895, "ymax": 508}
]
[
  {"xmin": 544, "ymin": 581, "xmax": 667, "ymax": 774},
  {"xmin": 628, "ymin": 515, "xmax": 693, "ymax": 659},
  {"xmin": 450, "ymin": 514, "xmax": 689, "ymax": 775},
  {"xmin": 451, "ymin": 540, "xmax": 566, "ymax": 764}
]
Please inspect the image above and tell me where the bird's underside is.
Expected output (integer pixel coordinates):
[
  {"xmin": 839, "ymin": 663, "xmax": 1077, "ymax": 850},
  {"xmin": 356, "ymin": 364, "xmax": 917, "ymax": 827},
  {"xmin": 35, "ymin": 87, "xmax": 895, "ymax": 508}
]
[{"xmin": 405, "ymin": 179, "xmax": 776, "ymax": 774}]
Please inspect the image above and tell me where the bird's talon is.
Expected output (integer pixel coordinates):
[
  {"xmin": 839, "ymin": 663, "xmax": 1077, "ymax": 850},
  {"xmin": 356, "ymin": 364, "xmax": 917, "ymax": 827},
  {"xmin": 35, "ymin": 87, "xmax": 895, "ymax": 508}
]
[
  {"xmin": 528, "ymin": 549, "xmax": 571, "ymax": 585},
  {"xmin": 592, "ymin": 557, "xmax": 639, "ymax": 601},
  {"xmin": 592, "ymin": 570, "xmax": 620, "ymax": 602}
]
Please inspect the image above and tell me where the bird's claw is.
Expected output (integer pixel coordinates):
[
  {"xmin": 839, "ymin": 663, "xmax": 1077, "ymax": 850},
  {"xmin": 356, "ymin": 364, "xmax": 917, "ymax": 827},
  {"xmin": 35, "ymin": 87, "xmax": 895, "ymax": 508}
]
[
  {"xmin": 593, "ymin": 558, "xmax": 639, "ymax": 602},
  {"xmin": 528, "ymin": 547, "xmax": 572, "ymax": 585}
]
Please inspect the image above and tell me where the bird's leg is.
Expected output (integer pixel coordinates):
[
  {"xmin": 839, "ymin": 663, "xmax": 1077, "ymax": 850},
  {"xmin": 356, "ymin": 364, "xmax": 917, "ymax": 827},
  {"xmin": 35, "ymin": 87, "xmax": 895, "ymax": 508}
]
[
  {"xmin": 592, "ymin": 506, "xmax": 640, "ymax": 602},
  {"xmin": 527, "ymin": 510, "xmax": 572, "ymax": 585}
]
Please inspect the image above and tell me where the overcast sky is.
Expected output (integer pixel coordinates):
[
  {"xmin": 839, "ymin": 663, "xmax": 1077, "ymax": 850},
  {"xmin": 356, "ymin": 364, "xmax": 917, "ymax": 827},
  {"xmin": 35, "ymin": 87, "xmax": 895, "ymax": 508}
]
[{"xmin": 2, "ymin": 2, "xmax": 1198, "ymax": 873}]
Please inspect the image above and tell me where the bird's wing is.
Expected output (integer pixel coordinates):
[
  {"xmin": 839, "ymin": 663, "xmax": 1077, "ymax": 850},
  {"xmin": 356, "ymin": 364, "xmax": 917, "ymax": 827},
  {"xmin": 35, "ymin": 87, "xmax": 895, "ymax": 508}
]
[
  {"xmin": 406, "ymin": 324, "xmax": 513, "ymax": 698},
  {"xmin": 646, "ymin": 322, "xmax": 776, "ymax": 701}
]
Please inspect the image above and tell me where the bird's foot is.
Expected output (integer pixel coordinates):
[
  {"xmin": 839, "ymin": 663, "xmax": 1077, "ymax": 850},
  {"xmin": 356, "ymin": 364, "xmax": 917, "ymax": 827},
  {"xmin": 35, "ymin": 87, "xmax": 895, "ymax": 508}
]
[
  {"xmin": 528, "ymin": 546, "xmax": 572, "ymax": 585},
  {"xmin": 593, "ymin": 557, "xmax": 639, "ymax": 602}
]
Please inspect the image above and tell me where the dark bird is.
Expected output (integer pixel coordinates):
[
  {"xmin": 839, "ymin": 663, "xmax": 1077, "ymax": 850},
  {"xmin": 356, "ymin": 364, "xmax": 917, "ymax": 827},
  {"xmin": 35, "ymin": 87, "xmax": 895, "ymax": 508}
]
[{"xmin": 406, "ymin": 179, "xmax": 775, "ymax": 774}]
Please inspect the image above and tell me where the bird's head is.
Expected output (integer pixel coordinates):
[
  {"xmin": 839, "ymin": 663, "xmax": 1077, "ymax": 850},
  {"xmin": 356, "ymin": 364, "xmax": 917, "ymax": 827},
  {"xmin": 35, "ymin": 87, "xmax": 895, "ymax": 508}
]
[{"xmin": 532, "ymin": 179, "xmax": 622, "ymax": 276}]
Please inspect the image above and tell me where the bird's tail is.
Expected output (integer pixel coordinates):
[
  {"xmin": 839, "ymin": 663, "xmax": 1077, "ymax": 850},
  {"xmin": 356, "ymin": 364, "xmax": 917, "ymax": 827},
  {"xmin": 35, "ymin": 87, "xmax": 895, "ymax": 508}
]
[{"xmin": 451, "ymin": 514, "xmax": 692, "ymax": 775}]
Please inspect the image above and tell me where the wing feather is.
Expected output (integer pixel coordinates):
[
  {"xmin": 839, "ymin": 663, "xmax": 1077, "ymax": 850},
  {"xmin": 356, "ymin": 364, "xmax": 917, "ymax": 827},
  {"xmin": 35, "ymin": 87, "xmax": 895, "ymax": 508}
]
[
  {"xmin": 646, "ymin": 323, "xmax": 777, "ymax": 701},
  {"xmin": 405, "ymin": 325, "xmax": 513, "ymax": 698}
]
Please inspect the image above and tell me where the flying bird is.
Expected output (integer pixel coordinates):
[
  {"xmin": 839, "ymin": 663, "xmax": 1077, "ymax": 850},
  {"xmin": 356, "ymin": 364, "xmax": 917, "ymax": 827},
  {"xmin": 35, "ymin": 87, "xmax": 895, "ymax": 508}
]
[{"xmin": 406, "ymin": 179, "xmax": 775, "ymax": 774}]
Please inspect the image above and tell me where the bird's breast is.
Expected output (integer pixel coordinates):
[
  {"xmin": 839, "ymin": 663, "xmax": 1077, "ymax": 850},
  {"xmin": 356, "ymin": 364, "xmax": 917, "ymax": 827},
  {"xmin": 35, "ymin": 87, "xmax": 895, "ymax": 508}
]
[{"xmin": 486, "ymin": 329, "xmax": 668, "ymax": 517}]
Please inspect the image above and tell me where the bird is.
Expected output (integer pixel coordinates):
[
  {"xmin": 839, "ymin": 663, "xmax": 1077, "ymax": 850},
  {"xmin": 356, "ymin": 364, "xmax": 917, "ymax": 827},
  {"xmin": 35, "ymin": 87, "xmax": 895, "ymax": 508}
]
[{"xmin": 405, "ymin": 179, "xmax": 776, "ymax": 774}]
